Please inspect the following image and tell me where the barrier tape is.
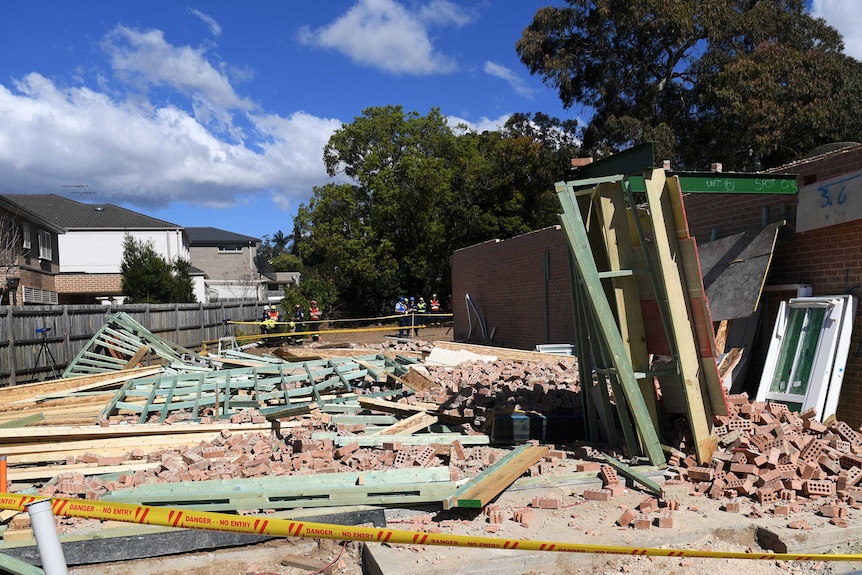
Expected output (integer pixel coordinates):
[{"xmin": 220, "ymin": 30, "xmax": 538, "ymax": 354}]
[{"xmin": 0, "ymin": 493, "xmax": 859, "ymax": 562}]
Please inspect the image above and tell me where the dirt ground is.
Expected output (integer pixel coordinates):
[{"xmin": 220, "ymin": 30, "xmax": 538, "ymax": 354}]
[{"xmin": 65, "ymin": 328, "xmax": 862, "ymax": 574}]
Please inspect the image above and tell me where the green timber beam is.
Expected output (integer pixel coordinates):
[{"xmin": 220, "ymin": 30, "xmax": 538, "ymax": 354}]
[{"xmin": 555, "ymin": 181, "xmax": 666, "ymax": 466}]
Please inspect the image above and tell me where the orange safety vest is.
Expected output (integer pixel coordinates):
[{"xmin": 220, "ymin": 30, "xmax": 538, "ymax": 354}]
[
  {"xmin": 430, "ymin": 298, "xmax": 440, "ymax": 312},
  {"xmin": 309, "ymin": 306, "xmax": 321, "ymax": 320}
]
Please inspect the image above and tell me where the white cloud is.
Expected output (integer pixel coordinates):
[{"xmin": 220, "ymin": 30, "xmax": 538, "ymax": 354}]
[
  {"xmin": 483, "ymin": 61, "xmax": 535, "ymax": 98},
  {"xmin": 0, "ymin": 65, "xmax": 339, "ymax": 210},
  {"xmin": 446, "ymin": 113, "xmax": 511, "ymax": 134},
  {"xmin": 102, "ymin": 26, "xmax": 253, "ymax": 113},
  {"xmin": 297, "ymin": 0, "xmax": 469, "ymax": 75},
  {"xmin": 811, "ymin": 0, "xmax": 862, "ymax": 60},
  {"xmin": 188, "ymin": 8, "xmax": 222, "ymax": 37}
]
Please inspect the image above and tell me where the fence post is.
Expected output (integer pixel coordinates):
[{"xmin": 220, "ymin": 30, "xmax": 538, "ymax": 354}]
[
  {"xmin": 62, "ymin": 305, "xmax": 71, "ymax": 367},
  {"xmin": 5, "ymin": 307, "xmax": 16, "ymax": 386}
]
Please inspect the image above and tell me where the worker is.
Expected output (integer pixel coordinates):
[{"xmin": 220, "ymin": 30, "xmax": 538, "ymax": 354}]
[
  {"xmin": 407, "ymin": 296, "xmax": 418, "ymax": 337},
  {"xmin": 291, "ymin": 303, "xmax": 305, "ymax": 345},
  {"xmin": 416, "ymin": 296, "xmax": 427, "ymax": 334},
  {"xmin": 308, "ymin": 300, "xmax": 321, "ymax": 343},
  {"xmin": 259, "ymin": 305, "xmax": 275, "ymax": 341},
  {"xmin": 395, "ymin": 296, "xmax": 408, "ymax": 337},
  {"xmin": 429, "ymin": 294, "xmax": 441, "ymax": 326}
]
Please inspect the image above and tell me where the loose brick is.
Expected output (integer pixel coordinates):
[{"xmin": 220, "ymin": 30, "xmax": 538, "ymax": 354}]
[
  {"xmin": 583, "ymin": 488, "xmax": 611, "ymax": 502},
  {"xmin": 617, "ymin": 507, "xmax": 637, "ymax": 527}
]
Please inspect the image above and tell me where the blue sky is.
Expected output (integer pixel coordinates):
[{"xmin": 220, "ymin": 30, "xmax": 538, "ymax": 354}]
[{"xmin": 0, "ymin": 1, "xmax": 857, "ymax": 241}]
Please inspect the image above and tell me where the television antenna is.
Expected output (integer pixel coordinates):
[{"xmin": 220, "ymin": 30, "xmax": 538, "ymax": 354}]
[{"xmin": 62, "ymin": 184, "xmax": 95, "ymax": 196}]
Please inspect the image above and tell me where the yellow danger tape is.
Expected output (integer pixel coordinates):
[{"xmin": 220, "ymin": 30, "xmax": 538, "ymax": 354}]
[{"xmin": 0, "ymin": 493, "xmax": 857, "ymax": 562}]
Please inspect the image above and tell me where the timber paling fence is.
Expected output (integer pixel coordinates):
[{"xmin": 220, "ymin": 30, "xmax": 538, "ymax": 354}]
[{"xmin": 0, "ymin": 301, "xmax": 264, "ymax": 387}]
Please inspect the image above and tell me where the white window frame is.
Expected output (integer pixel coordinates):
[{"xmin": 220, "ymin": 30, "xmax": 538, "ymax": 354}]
[
  {"xmin": 22, "ymin": 222, "xmax": 31, "ymax": 249},
  {"xmin": 756, "ymin": 295, "xmax": 856, "ymax": 422},
  {"xmin": 217, "ymin": 245, "xmax": 242, "ymax": 254},
  {"xmin": 38, "ymin": 230, "xmax": 52, "ymax": 260}
]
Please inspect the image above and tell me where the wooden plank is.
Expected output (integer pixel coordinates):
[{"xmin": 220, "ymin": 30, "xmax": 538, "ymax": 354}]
[
  {"xmin": 8, "ymin": 461, "xmax": 157, "ymax": 481},
  {"xmin": 121, "ymin": 345, "xmax": 150, "ymax": 370},
  {"xmin": 0, "ymin": 422, "xmax": 274, "ymax": 444},
  {"xmin": 0, "ymin": 366, "xmax": 163, "ymax": 405},
  {"xmin": 0, "ymin": 414, "xmax": 45, "ymax": 429},
  {"xmin": 556, "ymin": 181, "xmax": 665, "ymax": 465},
  {"xmin": 372, "ymin": 412, "xmax": 438, "ymax": 436},
  {"xmin": 643, "ymin": 169, "xmax": 717, "ymax": 464},
  {"xmin": 599, "ymin": 454, "xmax": 661, "ymax": 496},
  {"xmin": 444, "ymin": 444, "xmax": 549, "ymax": 509},
  {"xmin": 431, "ymin": 341, "xmax": 575, "ymax": 365},
  {"xmin": 0, "ymin": 552, "xmax": 44, "ymax": 575},
  {"xmin": 597, "ymin": 181, "xmax": 659, "ymax": 431},
  {"xmin": 313, "ymin": 433, "xmax": 489, "ymax": 448}
]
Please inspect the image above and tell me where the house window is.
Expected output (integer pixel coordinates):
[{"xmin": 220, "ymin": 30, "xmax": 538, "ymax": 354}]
[
  {"xmin": 218, "ymin": 245, "xmax": 242, "ymax": 253},
  {"xmin": 22, "ymin": 222, "xmax": 30, "ymax": 249},
  {"xmin": 38, "ymin": 230, "xmax": 52, "ymax": 260}
]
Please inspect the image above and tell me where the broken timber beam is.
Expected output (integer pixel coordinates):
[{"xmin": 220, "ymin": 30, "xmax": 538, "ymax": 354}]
[
  {"xmin": 443, "ymin": 444, "xmax": 549, "ymax": 509},
  {"xmin": 371, "ymin": 412, "xmax": 438, "ymax": 436}
]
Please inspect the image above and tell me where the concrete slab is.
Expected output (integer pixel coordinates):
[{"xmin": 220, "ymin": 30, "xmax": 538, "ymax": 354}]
[{"xmin": 364, "ymin": 481, "xmax": 862, "ymax": 575}]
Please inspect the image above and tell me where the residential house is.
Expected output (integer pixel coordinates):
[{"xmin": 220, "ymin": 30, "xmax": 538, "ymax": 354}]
[
  {"xmin": 2, "ymin": 195, "xmax": 189, "ymax": 305},
  {"xmin": 185, "ymin": 227, "xmax": 265, "ymax": 303},
  {"xmin": 0, "ymin": 196, "xmax": 65, "ymax": 305}
]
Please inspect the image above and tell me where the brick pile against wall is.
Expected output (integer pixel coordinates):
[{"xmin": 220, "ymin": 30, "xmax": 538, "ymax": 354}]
[{"xmin": 450, "ymin": 226, "xmax": 575, "ymax": 350}]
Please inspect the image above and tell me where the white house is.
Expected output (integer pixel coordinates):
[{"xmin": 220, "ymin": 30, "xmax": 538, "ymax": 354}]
[{"xmin": 2, "ymin": 195, "xmax": 193, "ymax": 305}]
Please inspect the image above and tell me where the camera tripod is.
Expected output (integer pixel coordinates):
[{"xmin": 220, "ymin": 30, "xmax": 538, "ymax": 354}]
[{"xmin": 34, "ymin": 327, "xmax": 59, "ymax": 380}]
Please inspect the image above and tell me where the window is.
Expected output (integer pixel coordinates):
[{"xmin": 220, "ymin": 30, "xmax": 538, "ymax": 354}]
[
  {"xmin": 217, "ymin": 245, "xmax": 242, "ymax": 253},
  {"xmin": 22, "ymin": 222, "xmax": 30, "ymax": 249},
  {"xmin": 38, "ymin": 230, "xmax": 52, "ymax": 260}
]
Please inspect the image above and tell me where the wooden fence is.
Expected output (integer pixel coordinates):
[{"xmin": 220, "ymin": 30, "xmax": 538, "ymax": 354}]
[{"xmin": 0, "ymin": 301, "xmax": 264, "ymax": 387}]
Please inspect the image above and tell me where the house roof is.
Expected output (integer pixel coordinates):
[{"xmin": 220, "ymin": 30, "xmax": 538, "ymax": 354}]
[
  {"xmin": 2, "ymin": 194, "xmax": 181, "ymax": 230},
  {"xmin": 0, "ymin": 196, "xmax": 65, "ymax": 234},
  {"xmin": 185, "ymin": 226, "xmax": 260, "ymax": 245}
]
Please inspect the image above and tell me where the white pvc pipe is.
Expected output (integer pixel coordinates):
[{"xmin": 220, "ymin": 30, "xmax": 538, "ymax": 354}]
[{"xmin": 26, "ymin": 499, "xmax": 68, "ymax": 575}]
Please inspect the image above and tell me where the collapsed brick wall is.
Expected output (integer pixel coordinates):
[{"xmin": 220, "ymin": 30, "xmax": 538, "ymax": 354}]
[
  {"xmin": 684, "ymin": 144, "xmax": 862, "ymax": 427},
  {"xmin": 449, "ymin": 226, "xmax": 575, "ymax": 351}
]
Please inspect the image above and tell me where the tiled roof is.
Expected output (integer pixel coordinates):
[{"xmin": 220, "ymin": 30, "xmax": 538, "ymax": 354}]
[
  {"xmin": 2, "ymin": 195, "xmax": 181, "ymax": 229},
  {"xmin": 185, "ymin": 226, "xmax": 260, "ymax": 245}
]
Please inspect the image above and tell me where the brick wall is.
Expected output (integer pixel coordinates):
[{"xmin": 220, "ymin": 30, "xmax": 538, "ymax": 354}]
[
  {"xmin": 450, "ymin": 144, "xmax": 862, "ymax": 426},
  {"xmin": 683, "ymin": 144, "xmax": 862, "ymax": 426},
  {"xmin": 56, "ymin": 273, "xmax": 122, "ymax": 294},
  {"xmin": 450, "ymin": 226, "xmax": 574, "ymax": 350}
]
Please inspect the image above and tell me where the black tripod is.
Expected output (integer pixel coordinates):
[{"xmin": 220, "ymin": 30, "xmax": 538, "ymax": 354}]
[{"xmin": 34, "ymin": 327, "xmax": 59, "ymax": 379}]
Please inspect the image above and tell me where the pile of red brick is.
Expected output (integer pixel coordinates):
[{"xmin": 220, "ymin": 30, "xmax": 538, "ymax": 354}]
[
  {"xmin": 416, "ymin": 359, "xmax": 580, "ymax": 426},
  {"xmin": 667, "ymin": 393, "xmax": 862, "ymax": 523}
]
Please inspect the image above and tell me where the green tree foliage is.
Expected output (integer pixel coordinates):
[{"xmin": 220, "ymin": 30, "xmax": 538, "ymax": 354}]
[
  {"xmin": 269, "ymin": 253, "xmax": 303, "ymax": 273},
  {"xmin": 294, "ymin": 106, "xmax": 578, "ymax": 316},
  {"xmin": 120, "ymin": 234, "xmax": 196, "ymax": 304},
  {"xmin": 516, "ymin": 0, "xmax": 862, "ymax": 170},
  {"xmin": 282, "ymin": 269, "xmax": 339, "ymax": 316},
  {"xmin": 254, "ymin": 230, "xmax": 293, "ymax": 274}
]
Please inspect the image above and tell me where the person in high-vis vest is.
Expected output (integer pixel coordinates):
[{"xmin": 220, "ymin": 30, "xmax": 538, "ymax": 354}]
[
  {"xmin": 416, "ymin": 297, "xmax": 427, "ymax": 333},
  {"xmin": 308, "ymin": 300, "xmax": 321, "ymax": 342},
  {"xmin": 429, "ymin": 294, "xmax": 441, "ymax": 326}
]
